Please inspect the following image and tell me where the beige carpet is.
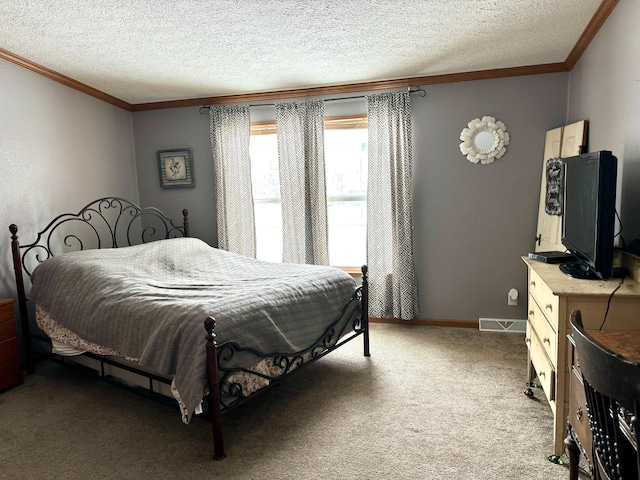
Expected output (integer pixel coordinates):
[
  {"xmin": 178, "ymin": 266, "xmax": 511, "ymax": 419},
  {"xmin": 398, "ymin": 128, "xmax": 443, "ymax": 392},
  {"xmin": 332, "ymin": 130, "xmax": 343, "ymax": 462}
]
[{"xmin": 0, "ymin": 324, "xmax": 588, "ymax": 479}]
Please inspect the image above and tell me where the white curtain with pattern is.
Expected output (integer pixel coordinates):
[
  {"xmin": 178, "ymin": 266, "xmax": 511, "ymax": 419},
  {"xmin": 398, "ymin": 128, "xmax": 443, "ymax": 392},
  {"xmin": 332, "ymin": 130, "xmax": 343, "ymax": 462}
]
[
  {"xmin": 209, "ymin": 104, "xmax": 256, "ymax": 257},
  {"xmin": 275, "ymin": 100, "xmax": 329, "ymax": 265},
  {"xmin": 366, "ymin": 92, "xmax": 419, "ymax": 320}
]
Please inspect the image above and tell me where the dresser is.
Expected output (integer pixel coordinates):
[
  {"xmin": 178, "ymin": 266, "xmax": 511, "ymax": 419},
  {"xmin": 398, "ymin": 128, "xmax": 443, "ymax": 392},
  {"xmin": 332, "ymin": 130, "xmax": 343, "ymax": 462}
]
[
  {"xmin": 522, "ymin": 254, "xmax": 640, "ymax": 456},
  {"xmin": 0, "ymin": 298, "xmax": 23, "ymax": 391}
]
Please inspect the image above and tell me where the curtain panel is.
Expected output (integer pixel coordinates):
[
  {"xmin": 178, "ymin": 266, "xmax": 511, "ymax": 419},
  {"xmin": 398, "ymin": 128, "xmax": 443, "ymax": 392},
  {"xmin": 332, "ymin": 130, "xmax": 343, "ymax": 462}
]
[
  {"xmin": 275, "ymin": 100, "xmax": 329, "ymax": 265},
  {"xmin": 209, "ymin": 104, "xmax": 256, "ymax": 257},
  {"xmin": 366, "ymin": 92, "xmax": 419, "ymax": 320}
]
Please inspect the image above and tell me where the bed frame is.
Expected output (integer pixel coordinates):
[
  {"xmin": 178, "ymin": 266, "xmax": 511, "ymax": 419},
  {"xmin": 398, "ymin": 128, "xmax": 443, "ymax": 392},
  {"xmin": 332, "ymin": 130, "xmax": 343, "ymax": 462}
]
[{"xmin": 9, "ymin": 197, "xmax": 369, "ymax": 460}]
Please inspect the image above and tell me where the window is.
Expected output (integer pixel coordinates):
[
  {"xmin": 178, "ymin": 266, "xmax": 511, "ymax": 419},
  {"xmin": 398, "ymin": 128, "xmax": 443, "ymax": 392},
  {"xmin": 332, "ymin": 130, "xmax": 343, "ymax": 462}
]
[
  {"xmin": 249, "ymin": 127, "xmax": 282, "ymax": 262},
  {"xmin": 249, "ymin": 114, "xmax": 367, "ymax": 266}
]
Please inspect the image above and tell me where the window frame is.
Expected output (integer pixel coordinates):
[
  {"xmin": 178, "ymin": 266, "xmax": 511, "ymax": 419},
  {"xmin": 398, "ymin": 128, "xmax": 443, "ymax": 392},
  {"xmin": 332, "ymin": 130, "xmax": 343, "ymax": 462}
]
[
  {"xmin": 251, "ymin": 114, "xmax": 368, "ymax": 135},
  {"xmin": 250, "ymin": 114, "xmax": 368, "ymax": 274}
]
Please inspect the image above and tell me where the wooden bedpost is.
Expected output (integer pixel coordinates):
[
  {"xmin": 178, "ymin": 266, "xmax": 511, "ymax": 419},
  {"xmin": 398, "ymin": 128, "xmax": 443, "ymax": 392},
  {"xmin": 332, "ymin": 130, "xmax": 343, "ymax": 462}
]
[
  {"xmin": 182, "ymin": 209, "xmax": 190, "ymax": 237},
  {"xmin": 361, "ymin": 265, "xmax": 370, "ymax": 357},
  {"xmin": 204, "ymin": 316, "xmax": 226, "ymax": 460},
  {"xmin": 9, "ymin": 224, "xmax": 35, "ymax": 374}
]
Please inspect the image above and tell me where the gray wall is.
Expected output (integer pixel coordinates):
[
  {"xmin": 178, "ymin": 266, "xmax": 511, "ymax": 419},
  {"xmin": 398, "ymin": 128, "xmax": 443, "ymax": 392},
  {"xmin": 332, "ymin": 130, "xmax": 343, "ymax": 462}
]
[
  {"xmin": 0, "ymin": 59, "xmax": 139, "ymax": 302},
  {"xmin": 567, "ymin": 0, "xmax": 640, "ymax": 245},
  {"xmin": 132, "ymin": 107, "xmax": 216, "ymax": 244},
  {"xmin": 412, "ymin": 73, "xmax": 568, "ymax": 320},
  {"xmin": 132, "ymin": 74, "xmax": 569, "ymax": 322}
]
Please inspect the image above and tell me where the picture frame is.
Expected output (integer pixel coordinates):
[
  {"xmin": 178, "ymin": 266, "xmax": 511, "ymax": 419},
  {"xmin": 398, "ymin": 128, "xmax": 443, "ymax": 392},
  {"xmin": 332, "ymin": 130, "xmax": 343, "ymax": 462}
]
[{"xmin": 157, "ymin": 148, "xmax": 195, "ymax": 188}]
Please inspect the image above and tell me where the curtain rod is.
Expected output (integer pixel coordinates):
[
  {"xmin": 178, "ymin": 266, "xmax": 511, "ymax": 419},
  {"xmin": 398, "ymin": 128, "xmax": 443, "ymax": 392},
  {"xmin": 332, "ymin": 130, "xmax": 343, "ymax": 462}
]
[{"xmin": 199, "ymin": 86, "xmax": 426, "ymax": 114}]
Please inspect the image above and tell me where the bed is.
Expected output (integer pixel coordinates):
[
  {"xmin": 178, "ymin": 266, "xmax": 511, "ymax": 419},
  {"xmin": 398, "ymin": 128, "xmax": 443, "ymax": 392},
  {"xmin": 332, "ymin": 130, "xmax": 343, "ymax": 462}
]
[{"xmin": 9, "ymin": 197, "xmax": 369, "ymax": 460}]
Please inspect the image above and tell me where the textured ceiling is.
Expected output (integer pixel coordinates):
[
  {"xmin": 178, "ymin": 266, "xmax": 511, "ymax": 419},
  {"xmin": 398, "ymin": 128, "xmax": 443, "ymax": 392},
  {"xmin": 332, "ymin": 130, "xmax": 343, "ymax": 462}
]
[{"xmin": 1, "ymin": 0, "xmax": 604, "ymax": 105}]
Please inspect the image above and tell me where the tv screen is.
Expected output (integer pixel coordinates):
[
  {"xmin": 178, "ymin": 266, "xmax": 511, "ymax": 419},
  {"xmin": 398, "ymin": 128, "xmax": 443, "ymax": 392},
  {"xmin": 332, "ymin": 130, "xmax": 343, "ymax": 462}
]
[{"xmin": 560, "ymin": 150, "xmax": 617, "ymax": 279}]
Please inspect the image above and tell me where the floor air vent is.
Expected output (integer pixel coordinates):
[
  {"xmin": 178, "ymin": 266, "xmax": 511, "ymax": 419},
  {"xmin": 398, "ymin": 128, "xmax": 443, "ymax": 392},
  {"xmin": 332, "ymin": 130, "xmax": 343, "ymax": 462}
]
[{"xmin": 479, "ymin": 318, "xmax": 526, "ymax": 333}]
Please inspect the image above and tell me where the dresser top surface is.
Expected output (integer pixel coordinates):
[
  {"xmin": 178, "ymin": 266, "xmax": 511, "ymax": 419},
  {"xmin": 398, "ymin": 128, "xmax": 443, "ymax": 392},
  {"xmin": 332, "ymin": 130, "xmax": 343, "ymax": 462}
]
[{"xmin": 522, "ymin": 257, "xmax": 640, "ymax": 297}]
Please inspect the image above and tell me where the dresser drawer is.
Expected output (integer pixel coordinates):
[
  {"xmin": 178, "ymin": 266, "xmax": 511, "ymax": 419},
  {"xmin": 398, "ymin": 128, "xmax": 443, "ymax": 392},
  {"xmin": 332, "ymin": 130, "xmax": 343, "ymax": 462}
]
[
  {"xmin": 528, "ymin": 269, "xmax": 560, "ymax": 329},
  {"xmin": 0, "ymin": 300, "xmax": 22, "ymax": 391},
  {"xmin": 569, "ymin": 366, "xmax": 592, "ymax": 456},
  {"xmin": 0, "ymin": 336, "xmax": 20, "ymax": 365},
  {"xmin": 0, "ymin": 358, "xmax": 23, "ymax": 391},
  {"xmin": 0, "ymin": 317, "xmax": 18, "ymax": 342},
  {"xmin": 528, "ymin": 294, "xmax": 557, "ymax": 367},
  {"xmin": 526, "ymin": 322, "xmax": 556, "ymax": 402},
  {"xmin": 0, "ymin": 300, "xmax": 14, "ymax": 322}
]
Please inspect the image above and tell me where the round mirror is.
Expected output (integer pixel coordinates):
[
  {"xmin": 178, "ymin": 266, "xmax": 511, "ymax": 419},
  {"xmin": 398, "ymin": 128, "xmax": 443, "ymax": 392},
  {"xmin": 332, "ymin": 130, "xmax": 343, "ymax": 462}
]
[
  {"xmin": 474, "ymin": 131, "xmax": 496, "ymax": 151},
  {"xmin": 459, "ymin": 116, "xmax": 510, "ymax": 164}
]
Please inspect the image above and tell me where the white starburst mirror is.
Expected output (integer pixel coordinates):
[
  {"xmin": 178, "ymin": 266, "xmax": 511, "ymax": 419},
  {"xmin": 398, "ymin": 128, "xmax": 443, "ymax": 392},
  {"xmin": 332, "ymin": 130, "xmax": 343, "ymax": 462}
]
[{"xmin": 459, "ymin": 116, "xmax": 510, "ymax": 165}]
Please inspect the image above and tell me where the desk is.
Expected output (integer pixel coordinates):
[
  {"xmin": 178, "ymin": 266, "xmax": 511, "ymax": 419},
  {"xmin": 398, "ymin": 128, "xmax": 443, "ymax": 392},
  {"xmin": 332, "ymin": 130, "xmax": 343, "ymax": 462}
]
[
  {"xmin": 566, "ymin": 330, "xmax": 640, "ymax": 480},
  {"xmin": 589, "ymin": 331, "xmax": 640, "ymax": 362}
]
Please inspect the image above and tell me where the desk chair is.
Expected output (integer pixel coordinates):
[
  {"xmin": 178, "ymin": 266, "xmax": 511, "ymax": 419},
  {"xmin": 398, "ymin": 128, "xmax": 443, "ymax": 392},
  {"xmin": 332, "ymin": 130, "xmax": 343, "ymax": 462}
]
[{"xmin": 570, "ymin": 310, "xmax": 640, "ymax": 480}]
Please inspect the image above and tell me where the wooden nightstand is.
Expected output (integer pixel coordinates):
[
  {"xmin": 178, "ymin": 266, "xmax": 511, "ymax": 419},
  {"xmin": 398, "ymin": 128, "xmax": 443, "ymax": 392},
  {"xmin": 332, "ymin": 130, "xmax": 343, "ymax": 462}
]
[{"xmin": 0, "ymin": 298, "xmax": 24, "ymax": 391}]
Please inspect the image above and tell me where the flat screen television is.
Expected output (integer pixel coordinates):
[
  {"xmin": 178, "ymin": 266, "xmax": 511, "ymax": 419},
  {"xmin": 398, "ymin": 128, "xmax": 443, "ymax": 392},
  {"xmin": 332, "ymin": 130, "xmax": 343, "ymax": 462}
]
[{"xmin": 560, "ymin": 150, "xmax": 617, "ymax": 280}]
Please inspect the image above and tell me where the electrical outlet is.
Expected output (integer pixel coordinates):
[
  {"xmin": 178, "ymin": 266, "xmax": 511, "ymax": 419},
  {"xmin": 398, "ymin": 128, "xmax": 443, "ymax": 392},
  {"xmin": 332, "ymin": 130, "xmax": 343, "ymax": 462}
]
[{"xmin": 508, "ymin": 288, "xmax": 518, "ymax": 306}]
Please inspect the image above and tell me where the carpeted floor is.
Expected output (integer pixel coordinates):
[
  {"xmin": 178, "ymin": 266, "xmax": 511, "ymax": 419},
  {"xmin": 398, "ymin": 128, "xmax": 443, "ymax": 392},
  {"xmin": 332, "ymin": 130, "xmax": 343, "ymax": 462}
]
[{"xmin": 0, "ymin": 324, "xmax": 589, "ymax": 479}]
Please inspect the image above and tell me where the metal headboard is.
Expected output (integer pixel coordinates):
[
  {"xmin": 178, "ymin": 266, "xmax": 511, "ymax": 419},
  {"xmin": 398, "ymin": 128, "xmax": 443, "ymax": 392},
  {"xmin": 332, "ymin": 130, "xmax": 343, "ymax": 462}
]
[
  {"xmin": 9, "ymin": 197, "xmax": 190, "ymax": 373},
  {"xmin": 11, "ymin": 197, "xmax": 189, "ymax": 277}
]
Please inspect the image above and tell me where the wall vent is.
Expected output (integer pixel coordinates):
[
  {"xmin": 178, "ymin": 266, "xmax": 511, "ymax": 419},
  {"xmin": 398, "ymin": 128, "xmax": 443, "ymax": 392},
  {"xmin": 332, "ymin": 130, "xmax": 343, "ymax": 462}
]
[{"xmin": 479, "ymin": 318, "xmax": 526, "ymax": 333}]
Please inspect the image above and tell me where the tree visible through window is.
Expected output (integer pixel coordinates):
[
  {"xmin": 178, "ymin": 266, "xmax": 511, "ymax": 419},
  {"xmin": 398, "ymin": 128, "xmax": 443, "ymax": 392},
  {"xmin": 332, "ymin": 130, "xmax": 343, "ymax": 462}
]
[{"xmin": 250, "ymin": 115, "xmax": 367, "ymax": 267}]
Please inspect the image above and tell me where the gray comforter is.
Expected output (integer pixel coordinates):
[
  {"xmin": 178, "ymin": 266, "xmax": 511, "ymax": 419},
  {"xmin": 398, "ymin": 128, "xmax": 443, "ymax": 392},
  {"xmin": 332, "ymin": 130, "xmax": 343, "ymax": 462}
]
[{"xmin": 28, "ymin": 237, "xmax": 358, "ymax": 422}]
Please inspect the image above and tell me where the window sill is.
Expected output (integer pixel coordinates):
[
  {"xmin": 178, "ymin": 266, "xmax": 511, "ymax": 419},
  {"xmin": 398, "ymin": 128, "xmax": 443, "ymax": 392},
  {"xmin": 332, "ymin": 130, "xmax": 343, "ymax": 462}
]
[{"xmin": 335, "ymin": 266, "xmax": 363, "ymax": 277}]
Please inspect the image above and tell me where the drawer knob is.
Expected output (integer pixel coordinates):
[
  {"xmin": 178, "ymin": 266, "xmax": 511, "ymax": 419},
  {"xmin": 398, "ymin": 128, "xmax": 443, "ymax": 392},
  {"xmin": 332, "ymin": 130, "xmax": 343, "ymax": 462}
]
[
  {"xmin": 545, "ymin": 303, "xmax": 553, "ymax": 312},
  {"xmin": 539, "ymin": 371, "xmax": 546, "ymax": 378},
  {"xmin": 576, "ymin": 407, "xmax": 583, "ymax": 421},
  {"xmin": 530, "ymin": 281, "xmax": 536, "ymax": 287},
  {"xmin": 525, "ymin": 337, "xmax": 531, "ymax": 344},
  {"xmin": 529, "ymin": 310, "xmax": 534, "ymax": 317},
  {"xmin": 543, "ymin": 337, "xmax": 551, "ymax": 345}
]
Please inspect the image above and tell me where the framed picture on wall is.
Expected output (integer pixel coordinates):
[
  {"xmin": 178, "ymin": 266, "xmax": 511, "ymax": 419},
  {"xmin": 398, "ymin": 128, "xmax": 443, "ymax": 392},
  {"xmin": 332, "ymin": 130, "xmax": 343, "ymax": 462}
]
[{"xmin": 157, "ymin": 148, "xmax": 195, "ymax": 188}]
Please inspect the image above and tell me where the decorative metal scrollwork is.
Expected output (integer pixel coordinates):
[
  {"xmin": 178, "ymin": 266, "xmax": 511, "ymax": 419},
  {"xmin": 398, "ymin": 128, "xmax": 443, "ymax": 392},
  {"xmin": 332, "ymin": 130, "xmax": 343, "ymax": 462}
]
[
  {"xmin": 216, "ymin": 287, "xmax": 365, "ymax": 410},
  {"xmin": 16, "ymin": 197, "xmax": 187, "ymax": 277}
]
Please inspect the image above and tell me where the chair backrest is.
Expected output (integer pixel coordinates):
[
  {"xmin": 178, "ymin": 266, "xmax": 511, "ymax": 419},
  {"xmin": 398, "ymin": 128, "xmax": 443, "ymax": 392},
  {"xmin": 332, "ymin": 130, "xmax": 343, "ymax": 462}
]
[{"xmin": 570, "ymin": 310, "xmax": 640, "ymax": 480}]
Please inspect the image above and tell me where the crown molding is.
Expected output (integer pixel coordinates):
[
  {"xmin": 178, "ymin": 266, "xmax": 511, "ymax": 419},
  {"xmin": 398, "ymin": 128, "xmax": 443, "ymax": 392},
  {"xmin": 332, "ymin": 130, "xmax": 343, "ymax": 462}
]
[
  {"xmin": 0, "ymin": 48, "xmax": 132, "ymax": 111},
  {"xmin": 131, "ymin": 63, "xmax": 569, "ymax": 111},
  {"xmin": 1, "ymin": 0, "xmax": 618, "ymax": 112},
  {"xmin": 565, "ymin": 0, "xmax": 619, "ymax": 70}
]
